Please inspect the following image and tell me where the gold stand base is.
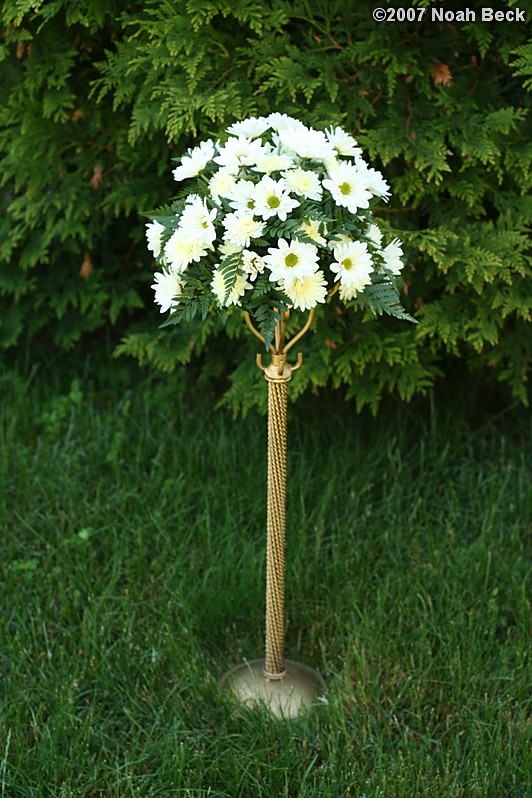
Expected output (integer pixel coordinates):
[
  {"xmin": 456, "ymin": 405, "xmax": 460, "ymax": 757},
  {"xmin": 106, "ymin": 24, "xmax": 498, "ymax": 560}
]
[{"xmin": 220, "ymin": 659, "xmax": 327, "ymax": 719}]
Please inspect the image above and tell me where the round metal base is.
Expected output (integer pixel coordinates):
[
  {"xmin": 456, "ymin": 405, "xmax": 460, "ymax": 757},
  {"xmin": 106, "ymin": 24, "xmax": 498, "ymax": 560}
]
[{"xmin": 220, "ymin": 659, "xmax": 327, "ymax": 719}]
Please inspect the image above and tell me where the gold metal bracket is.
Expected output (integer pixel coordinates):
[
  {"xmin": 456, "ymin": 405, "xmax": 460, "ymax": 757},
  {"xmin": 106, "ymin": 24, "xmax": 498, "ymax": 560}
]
[{"xmin": 243, "ymin": 308, "xmax": 314, "ymax": 382}]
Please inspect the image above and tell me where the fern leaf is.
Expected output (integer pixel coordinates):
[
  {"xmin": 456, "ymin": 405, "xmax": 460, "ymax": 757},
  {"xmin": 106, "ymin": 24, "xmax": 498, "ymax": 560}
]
[{"xmin": 219, "ymin": 250, "xmax": 242, "ymax": 304}]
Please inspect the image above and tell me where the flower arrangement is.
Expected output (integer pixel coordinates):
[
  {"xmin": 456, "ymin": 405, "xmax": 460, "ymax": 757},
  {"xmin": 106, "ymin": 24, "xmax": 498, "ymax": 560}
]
[{"xmin": 146, "ymin": 114, "xmax": 414, "ymax": 349}]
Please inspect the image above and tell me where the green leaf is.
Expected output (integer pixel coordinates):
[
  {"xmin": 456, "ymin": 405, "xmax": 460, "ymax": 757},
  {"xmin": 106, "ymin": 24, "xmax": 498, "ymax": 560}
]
[
  {"xmin": 358, "ymin": 278, "xmax": 418, "ymax": 323},
  {"xmin": 219, "ymin": 250, "xmax": 242, "ymax": 304}
]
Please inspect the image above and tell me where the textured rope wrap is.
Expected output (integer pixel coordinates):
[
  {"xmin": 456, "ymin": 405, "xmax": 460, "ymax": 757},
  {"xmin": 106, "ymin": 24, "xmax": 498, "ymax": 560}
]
[{"xmin": 264, "ymin": 378, "xmax": 287, "ymax": 676}]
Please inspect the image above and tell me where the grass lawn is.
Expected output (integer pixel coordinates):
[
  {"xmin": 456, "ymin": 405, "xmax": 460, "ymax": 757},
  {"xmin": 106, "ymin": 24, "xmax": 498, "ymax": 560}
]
[{"xmin": 0, "ymin": 355, "xmax": 530, "ymax": 797}]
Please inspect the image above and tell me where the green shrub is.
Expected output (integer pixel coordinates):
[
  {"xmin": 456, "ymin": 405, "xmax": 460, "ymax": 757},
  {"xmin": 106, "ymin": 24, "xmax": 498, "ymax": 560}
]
[{"xmin": 1, "ymin": 0, "xmax": 530, "ymax": 412}]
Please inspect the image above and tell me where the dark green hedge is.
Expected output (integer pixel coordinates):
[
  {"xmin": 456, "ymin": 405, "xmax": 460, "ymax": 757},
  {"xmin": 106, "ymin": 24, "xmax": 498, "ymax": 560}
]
[{"xmin": 1, "ymin": 0, "xmax": 530, "ymax": 412}]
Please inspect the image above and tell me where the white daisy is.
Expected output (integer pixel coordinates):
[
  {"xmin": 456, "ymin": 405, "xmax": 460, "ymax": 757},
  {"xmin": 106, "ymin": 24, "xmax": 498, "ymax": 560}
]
[
  {"xmin": 278, "ymin": 124, "xmax": 336, "ymax": 161},
  {"xmin": 330, "ymin": 241, "xmax": 374, "ymax": 292},
  {"xmin": 366, "ymin": 223, "xmax": 383, "ymax": 249},
  {"xmin": 339, "ymin": 276, "xmax": 372, "ymax": 301},
  {"xmin": 242, "ymin": 249, "xmax": 266, "ymax": 281},
  {"xmin": 227, "ymin": 116, "xmax": 270, "ymax": 138},
  {"xmin": 381, "ymin": 238, "xmax": 404, "ymax": 275},
  {"xmin": 266, "ymin": 113, "xmax": 301, "ymax": 132},
  {"xmin": 218, "ymin": 240, "xmax": 243, "ymax": 257},
  {"xmin": 179, "ymin": 197, "xmax": 217, "ymax": 247},
  {"xmin": 281, "ymin": 270, "xmax": 328, "ymax": 311},
  {"xmin": 213, "ymin": 136, "xmax": 267, "ymax": 174},
  {"xmin": 211, "ymin": 268, "xmax": 252, "ymax": 306},
  {"xmin": 322, "ymin": 162, "xmax": 372, "ymax": 213},
  {"xmin": 328, "ymin": 232, "xmax": 352, "ymax": 250},
  {"xmin": 172, "ymin": 139, "xmax": 215, "ymax": 182},
  {"xmin": 146, "ymin": 220, "xmax": 165, "ymax": 259},
  {"xmin": 252, "ymin": 148, "xmax": 295, "ymax": 175},
  {"xmin": 228, "ymin": 179, "xmax": 258, "ymax": 213},
  {"xmin": 253, "ymin": 176, "xmax": 300, "ymax": 221},
  {"xmin": 325, "ymin": 126, "xmax": 362, "ymax": 158},
  {"xmin": 355, "ymin": 158, "xmax": 391, "ymax": 200},
  {"xmin": 222, "ymin": 210, "xmax": 265, "ymax": 248},
  {"xmin": 323, "ymin": 156, "xmax": 341, "ymax": 175},
  {"xmin": 264, "ymin": 239, "xmax": 319, "ymax": 285},
  {"xmin": 282, "ymin": 167, "xmax": 322, "ymax": 200},
  {"xmin": 164, "ymin": 229, "xmax": 207, "ymax": 272},
  {"xmin": 299, "ymin": 219, "xmax": 327, "ymax": 246},
  {"xmin": 209, "ymin": 169, "xmax": 237, "ymax": 201},
  {"xmin": 151, "ymin": 267, "xmax": 183, "ymax": 313}
]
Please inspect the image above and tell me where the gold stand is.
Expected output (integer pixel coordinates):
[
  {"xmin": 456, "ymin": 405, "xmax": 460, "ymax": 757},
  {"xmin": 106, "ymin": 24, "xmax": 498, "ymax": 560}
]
[{"xmin": 220, "ymin": 309, "xmax": 327, "ymax": 718}]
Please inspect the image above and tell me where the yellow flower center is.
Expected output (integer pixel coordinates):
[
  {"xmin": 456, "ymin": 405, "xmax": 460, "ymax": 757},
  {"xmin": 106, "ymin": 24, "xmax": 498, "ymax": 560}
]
[
  {"xmin": 285, "ymin": 253, "xmax": 298, "ymax": 267},
  {"xmin": 267, "ymin": 195, "xmax": 281, "ymax": 208},
  {"xmin": 342, "ymin": 257, "xmax": 352, "ymax": 270},
  {"xmin": 339, "ymin": 182, "xmax": 351, "ymax": 195}
]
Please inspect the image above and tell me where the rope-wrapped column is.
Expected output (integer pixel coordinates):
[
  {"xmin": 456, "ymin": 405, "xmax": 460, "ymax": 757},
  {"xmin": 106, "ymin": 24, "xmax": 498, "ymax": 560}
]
[
  {"xmin": 264, "ymin": 377, "xmax": 288, "ymax": 678},
  {"xmin": 220, "ymin": 309, "xmax": 325, "ymax": 715},
  {"xmin": 242, "ymin": 308, "xmax": 313, "ymax": 681}
]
